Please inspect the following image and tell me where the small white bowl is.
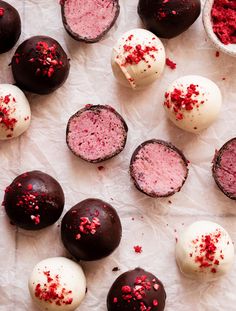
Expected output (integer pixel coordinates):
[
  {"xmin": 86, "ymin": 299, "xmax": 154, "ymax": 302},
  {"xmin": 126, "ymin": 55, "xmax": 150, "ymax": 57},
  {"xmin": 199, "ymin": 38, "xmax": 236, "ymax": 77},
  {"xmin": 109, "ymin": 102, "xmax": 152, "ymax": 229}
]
[{"xmin": 202, "ymin": 0, "xmax": 236, "ymax": 57}]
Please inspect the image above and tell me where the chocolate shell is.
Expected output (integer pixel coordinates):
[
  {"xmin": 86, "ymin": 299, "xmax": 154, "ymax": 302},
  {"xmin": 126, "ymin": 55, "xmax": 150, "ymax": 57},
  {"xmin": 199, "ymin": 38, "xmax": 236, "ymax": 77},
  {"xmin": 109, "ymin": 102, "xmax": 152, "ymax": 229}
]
[
  {"xmin": 138, "ymin": 0, "xmax": 201, "ymax": 39},
  {"xmin": 0, "ymin": 0, "xmax": 21, "ymax": 54},
  {"xmin": 61, "ymin": 0, "xmax": 120, "ymax": 43}
]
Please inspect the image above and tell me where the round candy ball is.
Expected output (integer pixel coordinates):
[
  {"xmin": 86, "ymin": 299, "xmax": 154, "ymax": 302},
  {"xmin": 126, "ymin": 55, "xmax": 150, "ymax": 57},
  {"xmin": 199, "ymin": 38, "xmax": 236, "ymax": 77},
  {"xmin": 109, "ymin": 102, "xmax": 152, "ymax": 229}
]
[
  {"xmin": 28, "ymin": 257, "xmax": 86, "ymax": 311},
  {"xmin": 3, "ymin": 170, "xmax": 65, "ymax": 230},
  {"xmin": 163, "ymin": 75, "xmax": 222, "ymax": 133},
  {"xmin": 11, "ymin": 36, "xmax": 70, "ymax": 94},
  {"xmin": 176, "ymin": 221, "xmax": 235, "ymax": 279},
  {"xmin": 0, "ymin": 0, "xmax": 21, "ymax": 54},
  {"xmin": 111, "ymin": 28, "xmax": 165, "ymax": 90},
  {"xmin": 0, "ymin": 84, "xmax": 31, "ymax": 140},
  {"xmin": 61, "ymin": 198, "xmax": 122, "ymax": 261}
]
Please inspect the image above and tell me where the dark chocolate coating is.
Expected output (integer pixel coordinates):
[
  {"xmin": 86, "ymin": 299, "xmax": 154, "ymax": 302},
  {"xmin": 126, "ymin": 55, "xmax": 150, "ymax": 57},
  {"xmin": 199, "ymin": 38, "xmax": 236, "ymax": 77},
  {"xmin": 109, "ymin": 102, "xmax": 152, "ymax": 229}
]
[
  {"xmin": 61, "ymin": 0, "xmax": 120, "ymax": 43},
  {"xmin": 107, "ymin": 268, "xmax": 166, "ymax": 311},
  {"xmin": 212, "ymin": 137, "xmax": 236, "ymax": 200},
  {"xmin": 138, "ymin": 0, "xmax": 201, "ymax": 39},
  {"xmin": 3, "ymin": 170, "xmax": 65, "ymax": 230},
  {"xmin": 61, "ymin": 198, "xmax": 122, "ymax": 261},
  {"xmin": 11, "ymin": 36, "xmax": 70, "ymax": 94},
  {"xmin": 0, "ymin": 1, "xmax": 21, "ymax": 54},
  {"xmin": 130, "ymin": 139, "xmax": 189, "ymax": 198},
  {"xmin": 66, "ymin": 105, "xmax": 128, "ymax": 163}
]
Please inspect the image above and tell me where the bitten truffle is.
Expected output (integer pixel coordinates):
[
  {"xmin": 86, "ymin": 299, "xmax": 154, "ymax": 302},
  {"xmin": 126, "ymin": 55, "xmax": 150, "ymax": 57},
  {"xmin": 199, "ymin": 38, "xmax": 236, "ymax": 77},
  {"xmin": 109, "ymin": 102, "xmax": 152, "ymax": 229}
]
[
  {"xmin": 138, "ymin": 0, "xmax": 201, "ymax": 39},
  {"xmin": 111, "ymin": 28, "xmax": 165, "ymax": 90},
  {"xmin": 212, "ymin": 138, "xmax": 236, "ymax": 200},
  {"xmin": 61, "ymin": 0, "xmax": 120, "ymax": 43},
  {"xmin": 130, "ymin": 139, "xmax": 189, "ymax": 198},
  {"xmin": 61, "ymin": 198, "xmax": 122, "ymax": 261},
  {"xmin": 107, "ymin": 268, "xmax": 166, "ymax": 311},
  {"xmin": 66, "ymin": 105, "xmax": 128, "ymax": 163},
  {"xmin": 28, "ymin": 257, "xmax": 86, "ymax": 311},
  {"xmin": 0, "ymin": 84, "xmax": 31, "ymax": 140},
  {"xmin": 0, "ymin": 0, "xmax": 21, "ymax": 54},
  {"xmin": 11, "ymin": 36, "xmax": 70, "ymax": 94},
  {"xmin": 163, "ymin": 75, "xmax": 222, "ymax": 133},
  {"xmin": 176, "ymin": 221, "xmax": 235, "ymax": 279},
  {"xmin": 3, "ymin": 171, "xmax": 64, "ymax": 230}
]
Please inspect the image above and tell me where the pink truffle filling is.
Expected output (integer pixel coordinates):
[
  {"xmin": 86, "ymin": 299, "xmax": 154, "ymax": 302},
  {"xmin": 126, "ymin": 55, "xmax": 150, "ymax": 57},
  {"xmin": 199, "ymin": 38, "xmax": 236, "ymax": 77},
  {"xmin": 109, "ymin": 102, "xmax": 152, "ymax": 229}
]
[
  {"xmin": 215, "ymin": 139, "xmax": 236, "ymax": 196},
  {"xmin": 131, "ymin": 143, "xmax": 187, "ymax": 196},
  {"xmin": 64, "ymin": 0, "xmax": 117, "ymax": 39},
  {"xmin": 67, "ymin": 108, "xmax": 126, "ymax": 161}
]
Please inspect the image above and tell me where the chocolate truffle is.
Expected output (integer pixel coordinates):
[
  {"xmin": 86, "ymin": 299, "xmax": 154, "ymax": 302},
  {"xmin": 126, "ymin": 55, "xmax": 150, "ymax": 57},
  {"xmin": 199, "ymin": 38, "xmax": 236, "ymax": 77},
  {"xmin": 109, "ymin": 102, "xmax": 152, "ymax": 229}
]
[
  {"xmin": 111, "ymin": 29, "xmax": 166, "ymax": 90},
  {"xmin": 138, "ymin": 0, "xmax": 201, "ymax": 39},
  {"xmin": 0, "ymin": 84, "xmax": 31, "ymax": 140},
  {"xmin": 130, "ymin": 139, "xmax": 189, "ymax": 198},
  {"xmin": 61, "ymin": 198, "xmax": 122, "ymax": 261},
  {"xmin": 0, "ymin": 1, "xmax": 21, "ymax": 54},
  {"xmin": 11, "ymin": 36, "xmax": 70, "ymax": 94},
  {"xmin": 29, "ymin": 257, "xmax": 86, "ymax": 311},
  {"xmin": 61, "ymin": 0, "xmax": 120, "ymax": 43},
  {"xmin": 163, "ymin": 75, "xmax": 222, "ymax": 133},
  {"xmin": 66, "ymin": 105, "xmax": 128, "ymax": 163},
  {"xmin": 3, "ymin": 171, "xmax": 64, "ymax": 230},
  {"xmin": 107, "ymin": 268, "xmax": 166, "ymax": 311},
  {"xmin": 176, "ymin": 221, "xmax": 235, "ymax": 279},
  {"xmin": 212, "ymin": 138, "xmax": 236, "ymax": 200}
]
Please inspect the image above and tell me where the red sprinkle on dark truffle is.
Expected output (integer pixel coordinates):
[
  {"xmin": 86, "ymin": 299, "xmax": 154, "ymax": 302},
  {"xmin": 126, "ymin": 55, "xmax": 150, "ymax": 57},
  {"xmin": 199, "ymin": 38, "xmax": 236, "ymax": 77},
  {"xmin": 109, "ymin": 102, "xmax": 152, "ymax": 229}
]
[
  {"xmin": 134, "ymin": 245, "xmax": 143, "ymax": 253},
  {"xmin": 0, "ymin": 7, "xmax": 5, "ymax": 17},
  {"xmin": 75, "ymin": 216, "xmax": 101, "ymax": 240},
  {"xmin": 166, "ymin": 58, "xmax": 176, "ymax": 69}
]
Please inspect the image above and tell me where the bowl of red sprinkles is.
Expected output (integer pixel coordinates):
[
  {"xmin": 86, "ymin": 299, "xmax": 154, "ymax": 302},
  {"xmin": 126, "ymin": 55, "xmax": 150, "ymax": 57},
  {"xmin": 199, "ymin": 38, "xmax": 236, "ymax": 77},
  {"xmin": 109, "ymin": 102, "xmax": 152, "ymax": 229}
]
[{"xmin": 203, "ymin": 0, "xmax": 236, "ymax": 57}]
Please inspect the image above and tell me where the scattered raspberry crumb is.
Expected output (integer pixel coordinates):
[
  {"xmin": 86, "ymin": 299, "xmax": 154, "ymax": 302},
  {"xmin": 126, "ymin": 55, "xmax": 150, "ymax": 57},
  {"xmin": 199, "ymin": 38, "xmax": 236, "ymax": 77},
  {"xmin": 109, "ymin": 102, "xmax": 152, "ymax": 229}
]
[
  {"xmin": 133, "ymin": 245, "xmax": 142, "ymax": 253},
  {"xmin": 222, "ymin": 77, "xmax": 226, "ymax": 80},
  {"xmin": 215, "ymin": 51, "xmax": 220, "ymax": 57},
  {"xmin": 166, "ymin": 58, "xmax": 177, "ymax": 70},
  {"xmin": 98, "ymin": 166, "xmax": 105, "ymax": 171}
]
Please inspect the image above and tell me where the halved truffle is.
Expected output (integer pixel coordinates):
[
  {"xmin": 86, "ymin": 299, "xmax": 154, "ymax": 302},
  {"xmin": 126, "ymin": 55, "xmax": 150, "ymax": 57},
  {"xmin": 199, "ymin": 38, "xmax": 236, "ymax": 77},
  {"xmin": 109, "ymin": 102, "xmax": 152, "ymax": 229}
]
[
  {"xmin": 11, "ymin": 36, "xmax": 70, "ymax": 94},
  {"xmin": 61, "ymin": 198, "xmax": 122, "ymax": 261},
  {"xmin": 138, "ymin": 0, "xmax": 201, "ymax": 39},
  {"xmin": 0, "ymin": 0, "xmax": 21, "ymax": 54},
  {"xmin": 61, "ymin": 0, "xmax": 120, "ymax": 43},
  {"xmin": 107, "ymin": 268, "xmax": 166, "ymax": 311},
  {"xmin": 130, "ymin": 139, "xmax": 189, "ymax": 198},
  {"xmin": 66, "ymin": 105, "xmax": 128, "ymax": 163},
  {"xmin": 3, "ymin": 171, "xmax": 65, "ymax": 230},
  {"xmin": 212, "ymin": 138, "xmax": 236, "ymax": 200}
]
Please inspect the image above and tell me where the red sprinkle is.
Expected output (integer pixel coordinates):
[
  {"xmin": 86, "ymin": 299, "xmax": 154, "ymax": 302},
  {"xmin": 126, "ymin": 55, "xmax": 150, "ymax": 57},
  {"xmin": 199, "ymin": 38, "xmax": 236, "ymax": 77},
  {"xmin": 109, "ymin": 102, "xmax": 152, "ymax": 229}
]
[
  {"xmin": 0, "ymin": 94, "xmax": 17, "ymax": 131},
  {"xmin": 0, "ymin": 7, "xmax": 5, "ymax": 17},
  {"xmin": 133, "ymin": 245, "xmax": 143, "ymax": 253},
  {"xmin": 215, "ymin": 51, "xmax": 220, "ymax": 57},
  {"xmin": 166, "ymin": 58, "xmax": 177, "ymax": 70},
  {"xmin": 75, "ymin": 216, "xmax": 101, "ymax": 239}
]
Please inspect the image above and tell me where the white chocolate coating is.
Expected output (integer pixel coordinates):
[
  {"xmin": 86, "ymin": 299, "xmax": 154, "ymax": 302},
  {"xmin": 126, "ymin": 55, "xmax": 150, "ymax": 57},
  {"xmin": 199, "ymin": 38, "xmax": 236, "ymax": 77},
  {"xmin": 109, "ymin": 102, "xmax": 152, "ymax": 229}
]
[
  {"xmin": 28, "ymin": 257, "xmax": 86, "ymax": 311},
  {"xmin": 176, "ymin": 221, "xmax": 234, "ymax": 280},
  {"xmin": 163, "ymin": 75, "xmax": 222, "ymax": 133},
  {"xmin": 111, "ymin": 29, "xmax": 166, "ymax": 90},
  {"xmin": 0, "ymin": 84, "xmax": 31, "ymax": 140}
]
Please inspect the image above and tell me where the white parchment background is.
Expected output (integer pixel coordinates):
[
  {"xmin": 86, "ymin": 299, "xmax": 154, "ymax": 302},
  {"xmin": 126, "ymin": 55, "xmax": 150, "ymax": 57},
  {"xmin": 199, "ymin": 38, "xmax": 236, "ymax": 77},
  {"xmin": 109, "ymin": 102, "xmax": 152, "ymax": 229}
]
[{"xmin": 0, "ymin": 0, "xmax": 236, "ymax": 310}]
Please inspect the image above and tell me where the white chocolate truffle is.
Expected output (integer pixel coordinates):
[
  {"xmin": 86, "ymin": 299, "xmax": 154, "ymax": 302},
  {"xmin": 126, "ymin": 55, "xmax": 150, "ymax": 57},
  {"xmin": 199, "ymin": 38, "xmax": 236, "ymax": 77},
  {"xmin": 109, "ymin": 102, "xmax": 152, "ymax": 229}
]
[
  {"xmin": 176, "ymin": 221, "xmax": 234, "ymax": 279},
  {"xmin": 111, "ymin": 29, "xmax": 165, "ymax": 90},
  {"xmin": 0, "ymin": 84, "xmax": 31, "ymax": 140},
  {"xmin": 163, "ymin": 75, "xmax": 222, "ymax": 133},
  {"xmin": 28, "ymin": 257, "xmax": 86, "ymax": 311}
]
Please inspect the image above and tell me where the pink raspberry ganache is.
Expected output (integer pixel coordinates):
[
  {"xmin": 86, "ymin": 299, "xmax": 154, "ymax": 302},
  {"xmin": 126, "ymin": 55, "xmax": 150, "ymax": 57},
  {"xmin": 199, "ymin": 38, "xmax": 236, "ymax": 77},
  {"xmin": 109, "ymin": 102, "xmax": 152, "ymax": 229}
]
[
  {"xmin": 211, "ymin": 0, "xmax": 236, "ymax": 45},
  {"xmin": 66, "ymin": 105, "xmax": 128, "ymax": 163}
]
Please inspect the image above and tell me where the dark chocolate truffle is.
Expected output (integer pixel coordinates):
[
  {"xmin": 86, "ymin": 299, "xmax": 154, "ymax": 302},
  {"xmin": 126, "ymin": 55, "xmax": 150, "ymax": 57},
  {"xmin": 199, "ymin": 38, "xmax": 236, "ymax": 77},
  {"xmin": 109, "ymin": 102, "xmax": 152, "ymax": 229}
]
[
  {"xmin": 61, "ymin": 0, "xmax": 120, "ymax": 43},
  {"xmin": 212, "ymin": 138, "xmax": 236, "ymax": 200},
  {"xmin": 138, "ymin": 0, "xmax": 201, "ymax": 39},
  {"xmin": 11, "ymin": 36, "xmax": 70, "ymax": 94},
  {"xmin": 61, "ymin": 198, "xmax": 122, "ymax": 261},
  {"xmin": 0, "ymin": 0, "xmax": 21, "ymax": 54},
  {"xmin": 3, "ymin": 171, "xmax": 65, "ymax": 230},
  {"xmin": 130, "ymin": 139, "xmax": 189, "ymax": 198},
  {"xmin": 66, "ymin": 105, "xmax": 128, "ymax": 163},
  {"xmin": 107, "ymin": 268, "xmax": 166, "ymax": 311}
]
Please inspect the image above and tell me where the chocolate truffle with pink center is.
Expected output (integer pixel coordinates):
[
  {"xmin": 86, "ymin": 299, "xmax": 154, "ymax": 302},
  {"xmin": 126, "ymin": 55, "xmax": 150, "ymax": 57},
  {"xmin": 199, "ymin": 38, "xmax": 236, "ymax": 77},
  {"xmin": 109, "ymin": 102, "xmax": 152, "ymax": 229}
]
[
  {"xmin": 0, "ymin": 0, "xmax": 21, "ymax": 54},
  {"xmin": 66, "ymin": 105, "xmax": 128, "ymax": 163},
  {"xmin": 107, "ymin": 268, "xmax": 166, "ymax": 311},
  {"xmin": 61, "ymin": 0, "xmax": 120, "ymax": 43},
  {"xmin": 61, "ymin": 198, "xmax": 122, "ymax": 261},
  {"xmin": 212, "ymin": 138, "xmax": 236, "ymax": 200},
  {"xmin": 11, "ymin": 36, "xmax": 70, "ymax": 94},
  {"xmin": 130, "ymin": 139, "xmax": 189, "ymax": 198},
  {"xmin": 3, "ymin": 171, "xmax": 64, "ymax": 230}
]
